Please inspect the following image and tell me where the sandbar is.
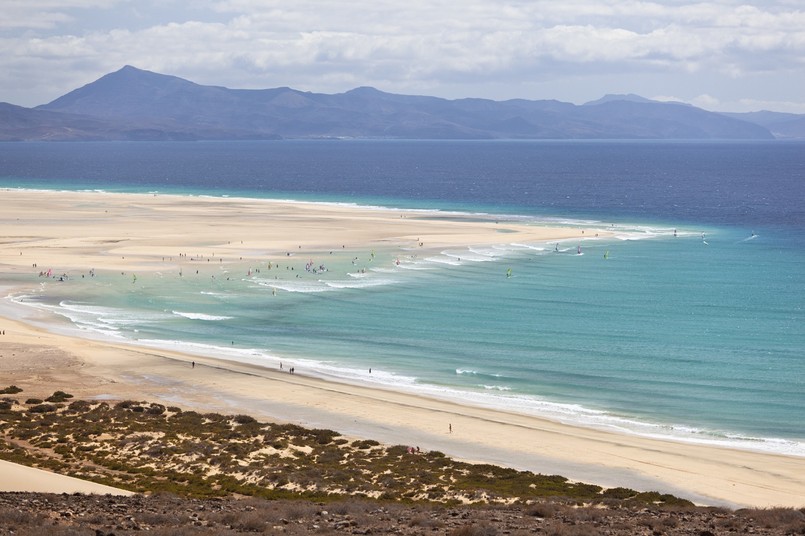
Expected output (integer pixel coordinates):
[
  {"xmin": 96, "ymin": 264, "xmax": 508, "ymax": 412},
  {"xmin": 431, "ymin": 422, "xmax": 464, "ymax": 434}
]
[{"xmin": 1, "ymin": 189, "xmax": 803, "ymax": 507}]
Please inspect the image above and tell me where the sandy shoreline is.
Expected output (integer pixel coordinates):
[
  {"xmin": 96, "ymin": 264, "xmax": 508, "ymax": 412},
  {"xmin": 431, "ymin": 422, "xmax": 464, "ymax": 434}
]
[{"xmin": 1, "ymin": 189, "xmax": 803, "ymax": 507}]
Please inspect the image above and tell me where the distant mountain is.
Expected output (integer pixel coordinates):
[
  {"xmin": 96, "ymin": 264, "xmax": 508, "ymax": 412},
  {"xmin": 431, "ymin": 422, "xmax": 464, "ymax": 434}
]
[
  {"xmin": 0, "ymin": 102, "xmax": 116, "ymax": 141},
  {"xmin": 0, "ymin": 101, "xmax": 205, "ymax": 141},
  {"xmin": 0, "ymin": 66, "xmax": 783, "ymax": 141},
  {"xmin": 721, "ymin": 111, "xmax": 805, "ymax": 139},
  {"xmin": 583, "ymin": 94, "xmax": 658, "ymax": 106}
]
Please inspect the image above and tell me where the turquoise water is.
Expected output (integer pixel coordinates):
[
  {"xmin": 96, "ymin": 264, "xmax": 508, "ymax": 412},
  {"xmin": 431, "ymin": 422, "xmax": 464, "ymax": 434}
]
[
  {"xmin": 2, "ymin": 140, "xmax": 804, "ymax": 457},
  {"xmin": 11, "ymin": 216, "xmax": 804, "ymax": 456}
]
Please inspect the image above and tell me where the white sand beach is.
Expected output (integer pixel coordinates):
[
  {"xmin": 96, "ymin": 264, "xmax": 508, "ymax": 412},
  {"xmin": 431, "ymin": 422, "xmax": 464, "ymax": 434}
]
[{"xmin": 1, "ymin": 189, "xmax": 803, "ymax": 507}]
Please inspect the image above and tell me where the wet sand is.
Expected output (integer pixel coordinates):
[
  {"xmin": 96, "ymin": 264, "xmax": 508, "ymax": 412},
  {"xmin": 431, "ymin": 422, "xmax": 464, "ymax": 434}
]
[{"xmin": 1, "ymin": 189, "xmax": 803, "ymax": 507}]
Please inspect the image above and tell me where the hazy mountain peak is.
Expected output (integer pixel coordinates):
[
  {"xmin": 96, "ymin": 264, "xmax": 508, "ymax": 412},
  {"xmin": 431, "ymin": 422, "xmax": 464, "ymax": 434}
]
[
  {"xmin": 2, "ymin": 66, "xmax": 785, "ymax": 141},
  {"xmin": 584, "ymin": 94, "xmax": 655, "ymax": 106}
]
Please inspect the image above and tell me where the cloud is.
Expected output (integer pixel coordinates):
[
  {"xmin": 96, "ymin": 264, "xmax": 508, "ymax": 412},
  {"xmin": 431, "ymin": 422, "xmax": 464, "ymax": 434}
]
[
  {"xmin": 0, "ymin": 1, "xmax": 124, "ymax": 30},
  {"xmin": 1, "ymin": 0, "xmax": 803, "ymax": 111},
  {"xmin": 690, "ymin": 94, "xmax": 724, "ymax": 110}
]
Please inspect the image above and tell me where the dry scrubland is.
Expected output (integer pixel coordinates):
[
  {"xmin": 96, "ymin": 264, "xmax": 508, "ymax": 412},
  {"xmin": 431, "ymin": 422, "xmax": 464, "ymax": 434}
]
[{"xmin": 1, "ymin": 387, "xmax": 804, "ymax": 535}]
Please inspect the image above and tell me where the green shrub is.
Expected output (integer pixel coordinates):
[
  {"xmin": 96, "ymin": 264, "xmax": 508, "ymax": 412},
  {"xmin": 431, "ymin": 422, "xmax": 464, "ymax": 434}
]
[
  {"xmin": 66, "ymin": 400, "xmax": 93, "ymax": 412},
  {"xmin": 602, "ymin": 487, "xmax": 635, "ymax": 500},
  {"xmin": 632, "ymin": 491, "xmax": 694, "ymax": 507},
  {"xmin": 45, "ymin": 391, "xmax": 73, "ymax": 402},
  {"xmin": 312, "ymin": 428, "xmax": 338, "ymax": 445},
  {"xmin": 28, "ymin": 404, "xmax": 57, "ymax": 413},
  {"xmin": 353, "ymin": 439, "xmax": 380, "ymax": 449}
]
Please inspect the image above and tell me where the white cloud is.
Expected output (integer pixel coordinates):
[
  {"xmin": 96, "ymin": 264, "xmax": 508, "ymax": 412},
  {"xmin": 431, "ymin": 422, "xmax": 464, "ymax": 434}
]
[
  {"xmin": 1, "ymin": 0, "xmax": 803, "ymax": 112},
  {"xmin": 690, "ymin": 93, "xmax": 724, "ymax": 110},
  {"xmin": 0, "ymin": 1, "xmax": 125, "ymax": 30}
]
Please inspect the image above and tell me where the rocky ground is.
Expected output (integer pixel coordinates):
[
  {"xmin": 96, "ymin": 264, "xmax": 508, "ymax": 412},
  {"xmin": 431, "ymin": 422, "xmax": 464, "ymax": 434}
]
[{"xmin": 1, "ymin": 492, "xmax": 804, "ymax": 535}]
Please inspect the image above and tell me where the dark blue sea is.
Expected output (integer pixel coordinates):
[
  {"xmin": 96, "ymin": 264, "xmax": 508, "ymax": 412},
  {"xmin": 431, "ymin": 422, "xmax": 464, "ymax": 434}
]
[{"xmin": 2, "ymin": 140, "xmax": 804, "ymax": 455}]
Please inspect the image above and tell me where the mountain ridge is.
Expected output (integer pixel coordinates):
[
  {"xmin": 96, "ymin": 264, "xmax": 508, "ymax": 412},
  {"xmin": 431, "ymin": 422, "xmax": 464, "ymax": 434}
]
[{"xmin": 0, "ymin": 65, "xmax": 793, "ymax": 141}]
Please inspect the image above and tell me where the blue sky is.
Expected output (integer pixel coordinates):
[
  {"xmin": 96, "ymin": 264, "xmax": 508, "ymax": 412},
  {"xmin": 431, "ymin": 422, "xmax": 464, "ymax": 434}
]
[{"xmin": 3, "ymin": 0, "xmax": 804, "ymax": 112}]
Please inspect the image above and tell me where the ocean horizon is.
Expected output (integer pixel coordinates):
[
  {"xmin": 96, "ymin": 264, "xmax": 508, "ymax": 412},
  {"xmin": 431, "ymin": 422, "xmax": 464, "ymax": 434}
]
[{"xmin": 2, "ymin": 139, "xmax": 803, "ymax": 457}]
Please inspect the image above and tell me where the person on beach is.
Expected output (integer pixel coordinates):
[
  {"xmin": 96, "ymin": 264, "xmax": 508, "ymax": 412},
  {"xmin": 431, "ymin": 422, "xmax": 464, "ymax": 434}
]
[{"xmin": 191, "ymin": 361, "xmax": 195, "ymax": 368}]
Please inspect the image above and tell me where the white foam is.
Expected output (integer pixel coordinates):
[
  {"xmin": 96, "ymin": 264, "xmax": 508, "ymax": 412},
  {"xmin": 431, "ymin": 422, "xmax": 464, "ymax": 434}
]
[
  {"xmin": 61, "ymin": 302, "xmax": 169, "ymax": 324},
  {"xmin": 8, "ymin": 297, "xmax": 130, "ymax": 339},
  {"xmin": 510, "ymin": 243, "xmax": 547, "ymax": 253},
  {"xmin": 134, "ymin": 338, "xmax": 282, "ymax": 367},
  {"xmin": 444, "ymin": 249, "xmax": 498, "ymax": 262},
  {"xmin": 254, "ymin": 279, "xmax": 335, "ymax": 293},
  {"xmin": 10, "ymin": 287, "xmax": 804, "ymax": 458},
  {"xmin": 366, "ymin": 267, "xmax": 396, "ymax": 274},
  {"xmin": 329, "ymin": 375, "xmax": 805, "ymax": 458},
  {"xmin": 424, "ymin": 255, "xmax": 462, "ymax": 266},
  {"xmin": 323, "ymin": 278, "xmax": 397, "ymax": 289},
  {"xmin": 173, "ymin": 311, "xmax": 233, "ymax": 321},
  {"xmin": 395, "ymin": 262, "xmax": 433, "ymax": 271},
  {"xmin": 26, "ymin": 300, "xmax": 170, "ymax": 333},
  {"xmin": 253, "ymin": 275, "xmax": 398, "ymax": 293},
  {"xmin": 482, "ymin": 385, "xmax": 512, "ymax": 391}
]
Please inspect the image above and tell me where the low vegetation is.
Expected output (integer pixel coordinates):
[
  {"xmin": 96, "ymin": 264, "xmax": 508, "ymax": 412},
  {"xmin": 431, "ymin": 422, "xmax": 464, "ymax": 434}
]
[
  {"xmin": 1, "ymin": 386, "xmax": 803, "ymax": 535},
  {"xmin": 2, "ymin": 388, "xmax": 688, "ymax": 506}
]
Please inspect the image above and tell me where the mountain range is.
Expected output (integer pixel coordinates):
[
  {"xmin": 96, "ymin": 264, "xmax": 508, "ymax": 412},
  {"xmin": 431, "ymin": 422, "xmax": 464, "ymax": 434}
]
[{"xmin": 1, "ymin": 65, "xmax": 802, "ymax": 141}]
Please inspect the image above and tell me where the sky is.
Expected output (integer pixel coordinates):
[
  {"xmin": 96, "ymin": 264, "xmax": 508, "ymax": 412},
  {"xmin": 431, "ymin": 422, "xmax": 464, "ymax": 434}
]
[{"xmin": 2, "ymin": 0, "xmax": 804, "ymax": 113}]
